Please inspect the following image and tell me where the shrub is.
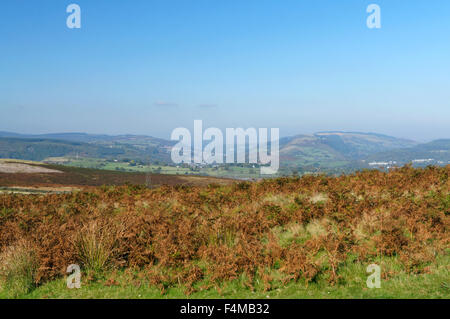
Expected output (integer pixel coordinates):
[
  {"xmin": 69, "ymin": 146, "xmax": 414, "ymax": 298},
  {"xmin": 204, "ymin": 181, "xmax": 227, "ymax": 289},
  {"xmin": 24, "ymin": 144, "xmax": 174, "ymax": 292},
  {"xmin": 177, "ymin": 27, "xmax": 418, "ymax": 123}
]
[
  {"xmin": 73, "ymin": 220, "xmax": 123, "ymax": 274},
  {"xmin": 0, "ymin": 240, "xmax": 38, "ymax": 297}
]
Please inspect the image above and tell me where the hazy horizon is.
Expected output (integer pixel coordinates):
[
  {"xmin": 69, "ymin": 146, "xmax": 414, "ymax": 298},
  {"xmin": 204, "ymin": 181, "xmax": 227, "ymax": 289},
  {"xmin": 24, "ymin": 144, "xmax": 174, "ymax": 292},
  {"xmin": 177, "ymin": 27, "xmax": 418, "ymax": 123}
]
[{"xmin": 0, "ymin": 127, "xmax": 444, "ymax": 144}]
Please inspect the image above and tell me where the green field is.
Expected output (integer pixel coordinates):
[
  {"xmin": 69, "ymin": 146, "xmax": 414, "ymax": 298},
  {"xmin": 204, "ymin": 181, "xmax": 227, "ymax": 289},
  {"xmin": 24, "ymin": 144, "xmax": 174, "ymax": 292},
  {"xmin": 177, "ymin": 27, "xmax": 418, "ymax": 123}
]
[
  {"xmin": 49, "ymin": 157, "xmax": 268, "ymax": 179},
  {"xmin": 4, "ymin": 254, "xmax": 449, "ymax": 299},
  {"xmin": 58, "ymin": 157, "xmax": 349, "ymax": 179}
]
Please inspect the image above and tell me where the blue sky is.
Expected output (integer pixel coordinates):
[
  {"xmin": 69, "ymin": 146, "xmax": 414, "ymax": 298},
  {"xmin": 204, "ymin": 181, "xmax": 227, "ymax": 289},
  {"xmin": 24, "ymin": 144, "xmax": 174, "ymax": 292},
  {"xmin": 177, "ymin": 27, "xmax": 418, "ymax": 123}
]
[{"xmin": 1, "ymin": 0, "xmax": 449, "ymax": 141}]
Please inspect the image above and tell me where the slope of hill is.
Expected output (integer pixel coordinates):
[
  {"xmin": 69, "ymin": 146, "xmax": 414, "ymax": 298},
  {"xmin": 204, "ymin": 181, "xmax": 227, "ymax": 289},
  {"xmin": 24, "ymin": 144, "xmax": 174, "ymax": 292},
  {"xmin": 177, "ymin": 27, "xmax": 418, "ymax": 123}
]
[
  {"xmin": 0, "ymin": 137, "xmax": 172, "ymax": 163},
  {"xmin": 366, "ymin": 139, "xmax": 450, "ymax": 166},
  {"xmin": 314, "ymin": 132, "xmax": 417, "ymax": 159},
  {"xmin": 0, "ymin": 132, "xmax": 113, "ymax": 143},
  {"xmin": 279, "ymin": 134, "xmax": 347, "ymax": 168},
  {"xmin": 0, "ymin": 131, "xmax": 172, "ymax": 146},
  {"xmin": 0, "ymin": 137, "xmax": 132, "ymax": 161},
  {"xmin": 279, "ymin": 132, "xmax": 417, "ymax": 169}
]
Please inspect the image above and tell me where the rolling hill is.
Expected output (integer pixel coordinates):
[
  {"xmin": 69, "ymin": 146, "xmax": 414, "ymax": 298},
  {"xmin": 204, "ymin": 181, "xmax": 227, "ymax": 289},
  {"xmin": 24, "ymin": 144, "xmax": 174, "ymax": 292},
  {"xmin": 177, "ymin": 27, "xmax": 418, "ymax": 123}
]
[
  {"xmin": 1, "ymin": 131, "xmax": 448, "ymax": 174},
  {"xmin": 278, "ymin": 132, "xmax": 418, "ymax": 169},
  {"xmin": 0, "ymin": 135, "xmax": 173, "ymax": 163},
  {"xmin": 314, "ymin": 132, "xmax": 417, "ymax": 159},
  {"xmin": 366, "ymin": 139, "xmax": 450, "ymax": 166},
  {"xmin": 0, "ymin": 131, "xmax": 172, "ymax": 146}
]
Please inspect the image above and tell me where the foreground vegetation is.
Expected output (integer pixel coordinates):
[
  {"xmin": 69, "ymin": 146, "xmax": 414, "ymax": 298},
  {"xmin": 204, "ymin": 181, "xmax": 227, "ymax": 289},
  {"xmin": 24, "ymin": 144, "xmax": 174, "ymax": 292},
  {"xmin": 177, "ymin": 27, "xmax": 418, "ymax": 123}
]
[
  {"xmin": 0, "ymin": 165, "xmax": 449, "ymax": 298},
  {"xmin": 4, "ymin": 254, "xmax": 448, "ymax": 299}
]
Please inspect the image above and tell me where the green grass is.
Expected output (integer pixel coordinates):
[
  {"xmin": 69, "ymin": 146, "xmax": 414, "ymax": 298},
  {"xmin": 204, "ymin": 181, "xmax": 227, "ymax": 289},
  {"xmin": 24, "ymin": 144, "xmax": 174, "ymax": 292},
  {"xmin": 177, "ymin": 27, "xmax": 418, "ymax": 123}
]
[
  {"xmin": 0, "ymin": 241, "xmax": 38, "ymax": 298},
  {"xmin": 54, "ymin": 157, "xmax": 265, "ymax": 178},
  {"xmin": 3, "ymin": 255, "xmax": 449, "ymax": 299},
  {"xmin": 46, "ymin": 156, "xmax": 351, "ymax": 179}
]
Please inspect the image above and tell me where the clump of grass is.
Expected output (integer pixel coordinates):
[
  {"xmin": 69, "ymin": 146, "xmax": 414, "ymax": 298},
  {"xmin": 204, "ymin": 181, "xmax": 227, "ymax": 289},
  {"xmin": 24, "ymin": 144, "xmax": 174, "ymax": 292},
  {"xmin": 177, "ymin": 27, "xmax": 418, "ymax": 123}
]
[
  {"xmin": 263, "ymin": 193, "xmax": 295, "ymax": 207},
  {"xmin": 306, "ymin": 218, "xmax": 329, "ymax": 238},
  {"xmin": 0, "ymin": 240, "xmax": 38, "ymax": 297},
  {"xmin": 73, "ymin": 221, "xmax": 123, "ymax": 274},
  {"xmin": 272, "ymin": 222, "xmax": 307, "ymax": 247},
  {"xmin": 309, "ymin": 193, "xmax": 329, "ymax": 204}
]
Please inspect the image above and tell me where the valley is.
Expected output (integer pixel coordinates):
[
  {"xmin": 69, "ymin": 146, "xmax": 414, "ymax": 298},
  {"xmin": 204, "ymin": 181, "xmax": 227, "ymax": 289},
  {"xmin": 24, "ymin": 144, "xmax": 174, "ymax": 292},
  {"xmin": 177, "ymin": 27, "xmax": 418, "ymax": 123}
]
[{"xmin": 0, "ymin": 131, "xmax": 448, "ymax": 179}]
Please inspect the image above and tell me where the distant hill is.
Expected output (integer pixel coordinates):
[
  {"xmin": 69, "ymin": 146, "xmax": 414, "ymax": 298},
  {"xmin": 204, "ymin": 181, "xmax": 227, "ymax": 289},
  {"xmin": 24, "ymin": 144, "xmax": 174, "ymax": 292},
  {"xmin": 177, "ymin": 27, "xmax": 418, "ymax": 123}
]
[
  {"xmin": 279, "ymin": 132, "xmax": 417, "ymax": 169},
  {"xmin": 0, "ymin": 132, "xmax": 112, "ymax": 143},
  {"xmin": 279, "ymin": 134, "xmax": 347, "ymax": 168},
  {"xmin": 0, "ymin": 131, "xmax": 173, "ymax": 147},
  {"xmin": 366, "ymin": 139, "xmax": 450, "ymax": 166},
  {"xmin": 2, "ymin": 131, "xmax": 447, "ymax": 174},
  {"xmin": 0, "ymin": 136, "xmax": 172, "ymax": 163},
  {"xmin": 314, "ymin": 132, "xmax": 417, "ymax": 159}
]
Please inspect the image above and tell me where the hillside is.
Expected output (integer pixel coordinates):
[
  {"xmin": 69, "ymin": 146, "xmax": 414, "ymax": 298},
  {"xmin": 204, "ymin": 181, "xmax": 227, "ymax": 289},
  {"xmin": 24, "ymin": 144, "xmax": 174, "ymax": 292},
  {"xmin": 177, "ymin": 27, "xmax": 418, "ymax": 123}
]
[
  {"xmin": 366, "ymin": 139, "xmax": 450, "ymax": 166},
  {"xmin": 279, "ymin": 132, "xmax": 417, "ymax": 169},
  {"xmin": 0, "ymin": 136, "xmax": 172, "ymax": 163},
  {"xmin": 0, "ymin": 131, "xmax": 173, "ymax": 146},
  {"xmin": 279, "ymin": 134, "xmax": 347, "ymax": 168},
  {"xmin": 314, "ymin": 132, "xmax": 417, "ymax": 159}
]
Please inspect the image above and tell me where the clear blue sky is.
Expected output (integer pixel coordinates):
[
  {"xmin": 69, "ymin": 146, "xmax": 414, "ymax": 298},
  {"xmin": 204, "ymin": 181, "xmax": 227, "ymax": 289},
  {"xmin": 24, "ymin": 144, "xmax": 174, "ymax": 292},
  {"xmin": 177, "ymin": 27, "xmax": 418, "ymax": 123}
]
[{"xmin": 1, "ymin": 0, "xmax": 449, "ymax": 141}]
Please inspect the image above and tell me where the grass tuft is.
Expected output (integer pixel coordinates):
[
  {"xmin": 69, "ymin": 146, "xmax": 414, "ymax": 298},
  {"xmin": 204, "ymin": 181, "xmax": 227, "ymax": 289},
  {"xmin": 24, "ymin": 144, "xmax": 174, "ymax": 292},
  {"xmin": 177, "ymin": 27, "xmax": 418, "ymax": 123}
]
[
  {"xmin": 0, "ymin": 240, "xmax": 38, "ymax": 297},
  {"xmin": 73, "ymin": 221, "xmax": 123, "ymax": 274}
]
